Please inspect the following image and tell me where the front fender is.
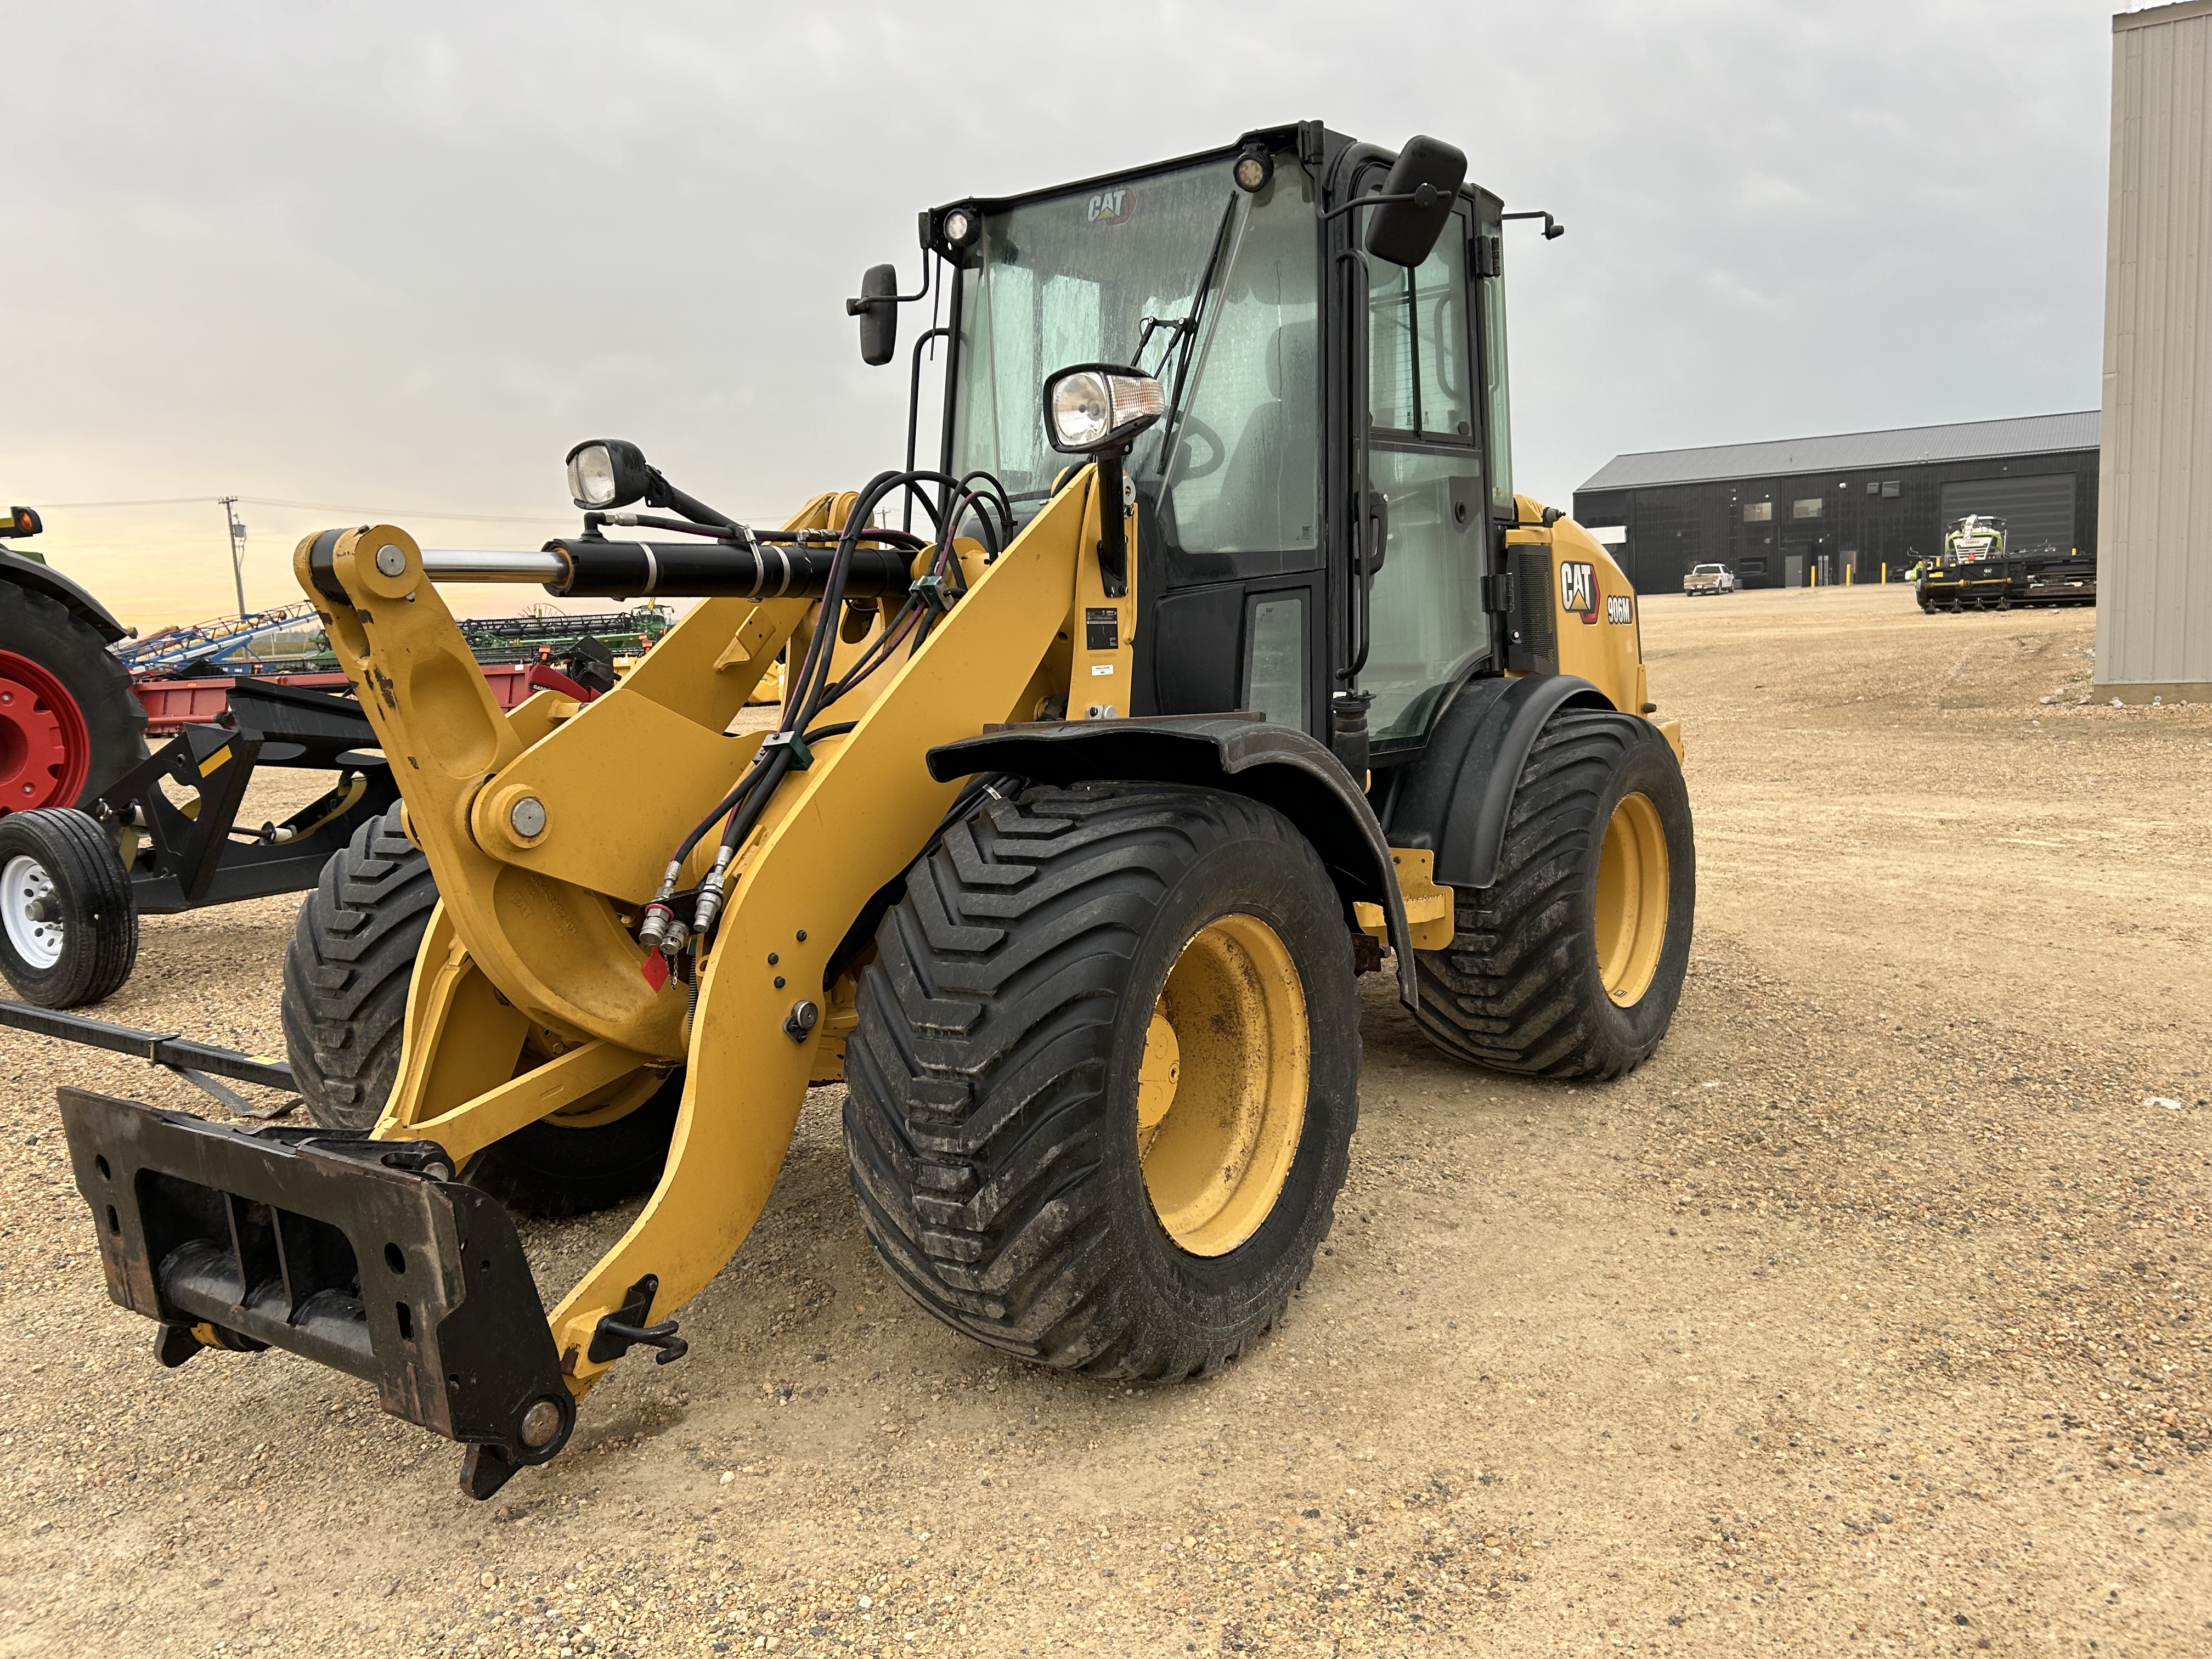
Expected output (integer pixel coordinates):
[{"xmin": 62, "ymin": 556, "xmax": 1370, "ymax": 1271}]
[
  {"xmin": 1384, "ymin": 672, "xmax": 1615, "ymax": 891},
  {"xmin": 928, "ymin": 714, "xmax": 1418, "ymax": 1009}
]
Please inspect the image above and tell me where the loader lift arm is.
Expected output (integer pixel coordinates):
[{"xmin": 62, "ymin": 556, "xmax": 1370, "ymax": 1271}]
[
  {"xmin": 341, "ymin": 487, "xmax": 1103, "ymax": 1341},
  {"xmin": 65, "ymin": 464, "xmax": 1142, "ymax": 1493}
]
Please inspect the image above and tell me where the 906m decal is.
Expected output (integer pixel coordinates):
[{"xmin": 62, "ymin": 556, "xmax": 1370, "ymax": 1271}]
[{"xmin": 1606, "ymin": 594, "xmax": 1634, "ymax": 624}]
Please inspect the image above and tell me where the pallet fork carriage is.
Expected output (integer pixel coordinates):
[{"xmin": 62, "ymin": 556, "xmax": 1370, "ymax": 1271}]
[{"xmin": 58, "ymin": 121, "xmax": 1696, "ymax": 1497}]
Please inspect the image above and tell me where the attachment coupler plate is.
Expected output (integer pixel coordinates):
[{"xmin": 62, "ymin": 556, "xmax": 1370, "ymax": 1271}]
[{"xmin": 60, "ymin": 1088, "xmax": 573, "ymax": 1498}]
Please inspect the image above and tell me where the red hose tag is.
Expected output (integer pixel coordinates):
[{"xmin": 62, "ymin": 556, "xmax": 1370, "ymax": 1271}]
[{"xmin": 640, "ymin": 952, "xmax": 670, "ymax": 992}]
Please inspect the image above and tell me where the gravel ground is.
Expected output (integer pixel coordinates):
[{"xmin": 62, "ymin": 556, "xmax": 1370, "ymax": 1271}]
[{"xmin": 2, "ymin": 583, "xmax": 2205, "ymax": 1657}]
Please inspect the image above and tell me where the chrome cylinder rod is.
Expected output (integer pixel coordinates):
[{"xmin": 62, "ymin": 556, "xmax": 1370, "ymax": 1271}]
[{"xmin": 417, "ymin": 549, "xmax": 570, "ymax": 583}]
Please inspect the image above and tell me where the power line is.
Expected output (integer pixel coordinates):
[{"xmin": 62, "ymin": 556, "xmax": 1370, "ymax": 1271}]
[
  {"xmin": 238, "ymin": 496, "xmax": 577, "ymax": 524},
  {"xmin": 27, "ymin": 494, "xmax": 574, "ymax": 524},
  {"xmin": 31, "ymin": 496, "xmax": 213, "ymax": 509}
]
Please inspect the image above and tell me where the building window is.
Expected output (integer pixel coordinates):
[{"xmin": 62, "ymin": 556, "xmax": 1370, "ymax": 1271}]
[
  {"xmin": 1865, "ymin": 481, "xmax": 1881, "ymax": 495},
  {"xmin": 1881, "ymin": 479, "xmax": 1901, "ymax": 499},
  {"xmin": 1740, "ymin": 557, "xmax": 1768, "ymax": 574},
  {"xmin": 1742, "ymin": 501, "xmax": 1773, "ymax": 522},
  {"xmin": 1792, "ymin": 498, "xmax": 1823, "ymax": 519}
]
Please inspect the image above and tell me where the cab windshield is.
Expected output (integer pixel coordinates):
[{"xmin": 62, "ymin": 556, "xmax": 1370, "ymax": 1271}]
[{"xmin": 951, "ymin": 151, "xmax": 1321, "ymax": 582}]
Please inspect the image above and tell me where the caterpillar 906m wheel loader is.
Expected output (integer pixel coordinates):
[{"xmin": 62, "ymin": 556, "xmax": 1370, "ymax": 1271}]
[{"xmin": 57, "ymin": 122, "xmax": 1692, "ymax": 1498}]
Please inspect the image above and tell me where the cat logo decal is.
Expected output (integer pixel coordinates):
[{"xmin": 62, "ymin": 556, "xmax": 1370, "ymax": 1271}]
[
  {"xmin": 1559, "ymin": 560, "xmax": 1597, "ymax": 622},
  {"xmin": 1087, "ymin": 188, "xmax": 1135, "ymax": 226}
]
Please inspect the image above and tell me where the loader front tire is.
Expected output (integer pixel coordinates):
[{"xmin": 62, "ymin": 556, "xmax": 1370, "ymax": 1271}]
[
  {"xmin": 283, "ymin": 802, "xmax": 678, "ymax": 1215},
  {"xmin": 284, "ymin": 803, "xmax": 438, "ymax": 1131},
  {"xmin": 1411, "ymin": 708, "xmax": 1694, "ymax": 1079},
  {"xmin": 843, "ymin": 783, "xmax": 1359, "ymax": 1379}
]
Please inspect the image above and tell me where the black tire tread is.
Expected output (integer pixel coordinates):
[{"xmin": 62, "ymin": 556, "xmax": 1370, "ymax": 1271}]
[
  {"xmin": 1412, "ymin": 710, "xmax": 1688, "ymax": 1080},
  {"xmin": 281, "ymin": 802, "xmax": 437, "ymax": 1130},
  {"xmin": 843, "ymin": 783, "xmax": 1353, "ymax": 1380},
  {"xmin": 0, "ymin": 806, "xmax": 137, "ymax": 1007}
]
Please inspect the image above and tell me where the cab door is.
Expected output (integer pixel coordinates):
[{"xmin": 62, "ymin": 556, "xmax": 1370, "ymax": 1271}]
[{"xmin": 1351, "ymin": 192, "xmax": 1496, "ymax": 755}]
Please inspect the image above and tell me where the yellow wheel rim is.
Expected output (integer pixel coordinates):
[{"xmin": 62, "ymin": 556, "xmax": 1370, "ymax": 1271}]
[
  {"xmin": 1137, "ymin": 913, "xmax": 1309, "ymax": 1257},
  {"xmin": 1594, "ymin": 792, "xmax": 1669, "ymax": 1006}
]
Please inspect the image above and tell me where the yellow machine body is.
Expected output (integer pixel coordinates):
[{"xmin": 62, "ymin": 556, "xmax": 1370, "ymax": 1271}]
[
  {"xmin": 1508, "ymin": 499, "xmax": 1684, "ymax": 764},
  {"xmin": 290, "ymin": 470, "xmax": 1663, "ymax": 1397}
]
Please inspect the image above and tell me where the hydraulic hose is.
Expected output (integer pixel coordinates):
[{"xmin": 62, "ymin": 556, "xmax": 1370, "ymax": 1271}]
[{"xmin": 639, "ymin": 462, "xmax": 1008, "ymax": 956}]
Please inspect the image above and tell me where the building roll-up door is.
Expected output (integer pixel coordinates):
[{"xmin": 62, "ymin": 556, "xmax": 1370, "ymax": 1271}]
[{"xmin": 1940, "ymin": 473, "xmax": 2077, "ymax": 554}]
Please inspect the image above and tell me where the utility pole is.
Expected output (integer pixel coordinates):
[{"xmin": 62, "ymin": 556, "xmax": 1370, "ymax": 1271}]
[{"xmin": 221, "ymin": 496, "xmax": 247, "ymax": 618}]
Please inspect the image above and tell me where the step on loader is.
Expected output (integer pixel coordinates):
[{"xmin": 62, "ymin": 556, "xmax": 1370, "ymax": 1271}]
[{"xmin": 57, "ymin": 122, "xmax": 1694, "ymax": 1498}]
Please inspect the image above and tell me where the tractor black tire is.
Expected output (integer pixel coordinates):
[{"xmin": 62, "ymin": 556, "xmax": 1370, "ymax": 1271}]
[
  {"xmin": 0, "ymin": 806, "xmax": 138, "ymax": 1007},
  {"xmin": 1412, "ymin": 709, "xmax": 1694, "ymax": 1080},
  {"xmin": 843, "ymin": 783, "xmax": 1361, "ymax": 1380},
  {"xmin": 282, "ymin": 802, "xmax": 678, "ymax": 1215},
  {"xmin": 0, "ymin": 581, "xmax": 148, "ymax": 811}
]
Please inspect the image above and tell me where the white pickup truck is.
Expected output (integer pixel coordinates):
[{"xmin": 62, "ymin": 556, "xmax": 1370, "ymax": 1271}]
[{"xmin": 1682, "ymin": 562, "xmax": 1737, "ymax": 596}]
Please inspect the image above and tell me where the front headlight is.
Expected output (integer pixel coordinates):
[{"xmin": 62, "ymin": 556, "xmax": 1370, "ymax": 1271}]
[
  {"xmin": 1043, "ymin": 366, "xmax": 1166, "ymax": 455},
  {"xmin": 563, "ymin": 438, "xmax": 652, "ymax": 510},
  {"xmin": 567, "ymin": 444, "xmax": 619, "ymax": 508}
]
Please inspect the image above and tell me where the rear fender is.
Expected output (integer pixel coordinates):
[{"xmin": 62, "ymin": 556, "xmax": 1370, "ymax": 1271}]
[
  {"xmin": 0, "ymin": 546, "xmax": 130, "ymax": 642},
  {"xmin": 928, "ymin": 714, "xmax": 1418, "ymax": 1009},
  {"xmin": 1384, "ymin": 673, "xmax": 1616, "ymax": 891}
]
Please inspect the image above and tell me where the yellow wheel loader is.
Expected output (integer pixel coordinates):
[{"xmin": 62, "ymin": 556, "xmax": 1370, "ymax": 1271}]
[{"xmin": 57, "ymin": 122, "xmax": 1692, "ymax": 1498}]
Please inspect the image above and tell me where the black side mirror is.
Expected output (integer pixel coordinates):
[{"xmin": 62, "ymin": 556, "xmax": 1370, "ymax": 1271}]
[
  {"xmin": 1365, "ymin": 135, "xmax": 1468, "ymax": 268},
  {"xmin": 847, "ymin": 264, "xmax": 899, "ymax": 366}
]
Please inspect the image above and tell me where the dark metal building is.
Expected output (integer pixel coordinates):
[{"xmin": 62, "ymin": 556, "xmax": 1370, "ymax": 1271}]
[{"xmin": 1572, "ymin": 411, "xmax": 2101, "ymax": 592}]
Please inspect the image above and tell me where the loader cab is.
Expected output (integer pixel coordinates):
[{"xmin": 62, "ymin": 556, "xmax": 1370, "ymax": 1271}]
[{"xmin": 923, "ymin": 123, "xmax": 1517, "ymax": 774}]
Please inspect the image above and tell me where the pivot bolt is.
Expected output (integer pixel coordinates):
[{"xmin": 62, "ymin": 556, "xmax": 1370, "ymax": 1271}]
[
  {"xmin": 373, "ymin": 543, "xmax": 408, "ymax": 578},
  {"xmin": 783, "ymin": 1000, "xmax": 820, "ymax": 1042},
  {"xmin": 518, "ymin": 1398, "xmax": 565, "ymax": 1450},
  {"xmin": 509, "ymin": 797, "xmax": 547, "ymax": 838}
]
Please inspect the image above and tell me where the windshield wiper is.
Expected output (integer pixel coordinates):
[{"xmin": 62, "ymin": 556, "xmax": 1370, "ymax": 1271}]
[
  {"xmin": 1135, "ymin": 313, "xmax": 1195, "ymax": 373},
  {"xmin": 1152, "ymin": 191, "xmax": 1241, "ymax": 469}
]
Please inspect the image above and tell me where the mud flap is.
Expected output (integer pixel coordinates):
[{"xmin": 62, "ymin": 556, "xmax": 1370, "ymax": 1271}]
[{"xmin": 58, "ymin": 1088, "xmax": 572, "ymax": 1499}]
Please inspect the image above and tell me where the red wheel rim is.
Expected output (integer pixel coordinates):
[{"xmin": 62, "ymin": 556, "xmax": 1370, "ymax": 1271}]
[{"xmin": 0, "ymin": 648, "xmax": 91, "ymax": 811}]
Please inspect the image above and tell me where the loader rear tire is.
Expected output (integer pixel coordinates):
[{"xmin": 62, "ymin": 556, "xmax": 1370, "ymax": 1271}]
[
  {"xmin": 1411, "ymin": 709, "xmax": 1694, "ymax": 1079},
  {"xmin": 283, "ymin": 802, "xmax": 678, "ymax": 1215},
  {"xmin": 843, "ymin": 783, "xmax": 1359, "ymax": 1379}
]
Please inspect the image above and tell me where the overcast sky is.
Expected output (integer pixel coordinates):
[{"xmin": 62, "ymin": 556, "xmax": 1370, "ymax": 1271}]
[{"xmin": 2, "ymin": 0, "xmax": 2117, "ymax": 628}]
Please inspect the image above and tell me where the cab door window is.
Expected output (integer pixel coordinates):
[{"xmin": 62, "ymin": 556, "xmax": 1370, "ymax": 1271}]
[
  {"xmin": 1367, "ymin": 228, "xmax": 1474, "ymax": 442},
  {"xmin": 1361, "ymin": 211, "xmax": 1490, "ymax": 744}
]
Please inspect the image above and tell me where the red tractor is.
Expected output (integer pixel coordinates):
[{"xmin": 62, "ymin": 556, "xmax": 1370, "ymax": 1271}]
[
  {"xmin": 0, "ymin": 506, "xmax": 148, "ymax": 812},
  {"xmin": 1, "ymin": 506, "xmax": 150, "ymax": 1005}
]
